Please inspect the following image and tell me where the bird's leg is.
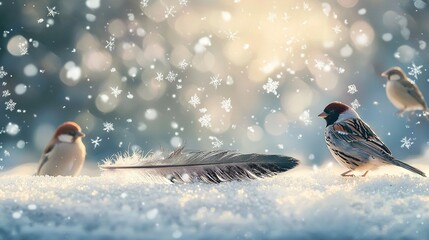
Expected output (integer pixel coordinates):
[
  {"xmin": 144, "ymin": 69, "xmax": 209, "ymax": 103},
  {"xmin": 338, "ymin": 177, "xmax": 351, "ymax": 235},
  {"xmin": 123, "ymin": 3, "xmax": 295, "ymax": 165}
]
[
  {"xmin": 341, "ymin": 170, "xmax": 355, "ymax": 177},
  {"xmin": 361, "ymin": 171, "xmax": 369, "ymax": 177}
]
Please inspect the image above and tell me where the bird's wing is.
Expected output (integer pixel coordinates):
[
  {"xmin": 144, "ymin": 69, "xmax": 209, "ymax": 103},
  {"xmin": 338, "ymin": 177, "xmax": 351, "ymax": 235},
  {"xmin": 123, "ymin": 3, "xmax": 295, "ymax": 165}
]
[
  {"xmin": 332, "ymin": 118, "xmax": 392, "ymax": 158},
  {"xmin": 402, "ymin": 79, "xmax": 428, "ymax": 108},
  {"xmin": 36, "ymin": 140, "xmax": 55, "ymax": 175}
]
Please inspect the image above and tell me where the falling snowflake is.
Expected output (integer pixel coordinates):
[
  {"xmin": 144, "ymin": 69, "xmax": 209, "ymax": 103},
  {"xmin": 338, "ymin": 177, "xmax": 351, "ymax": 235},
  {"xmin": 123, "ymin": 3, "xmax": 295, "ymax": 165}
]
[
  {"xmin": 166, "ymin": 71, "xmax": 178, "ymax": 82},
  {"xmin": 225, "ymin": 30, "xmax": 238, "ymax": 41},
  {"xmin": 140, "ymin": 0, "xmax": 149, "ymax": 8},
  {"xmin": 221, "ymin": 98, "xmax": 232, "ymax": 112},
  {"xmin": 164, "ymin": 6, "xmax": 176, "ymax": 18},
  {"xmin": 332, "ymin": 25, "xmax": 342, "ymax": 34},
  {"xmin": 407, "ymin": 62, "xmax": 423, "ymax": 79},
  {"xmin": 351, "ymin": 99, "xmax": 360, "ymax": 110},
  {"xmin": 0, "ymin": 66, "xmax": 7, "ymax": 78},
  {"xmin": 178, "ymin": 59, "xmax": 189, "ymax": 70},
  {"xmin": 347, "ymin": 84, "xmax": 358, "ymax": 94},
  {"xmin": 4, "ymin": 150, "xmax": 10, "ymax": 157},
  {"xmin": 2, "ymin": 90, "xmax": 11, "ymax": 97},
  {"xmin": 188, "ymin": 94, "xmax": 200, "ymax": 108},
  {"xmin": 105, "ymin": 36, "xmax": 115, "ymax": 51},
  {"xmin": 209, "ymin": 136, "xmax": 223, "ymax": 149},
  {"xmin": 263, "ymin": 78, "xmax": 279, "ymax": 95},
  {"xmin": 282, "ymin": 13, "xmax": 290, "ymax": 22},
  {"xmin": 91, "ymin": 137, "xmax": 102, "ymax": 149},
  {"xmin": 299, "ymin": 109, "xmax": 312, "ymax": 125},
  {"xmin": 5, "ymin": 99, "xmax": 16, "ymax": 111},
  {"xmin": 155, "ymin": 72, "xmax": 164, "ymax": 81},
  {"xmin": 400, "ymin": 136, "xmax": 414, "ymax": 149},
  {"xmin": 46, "ymin": 6, "xmax": 59, "ymax": 17},
  {"xmin": 209, "ymin": 75, "xmax": 222, "ymax": 89},
  {"xmin": 198, "ymin": 114, "xmax": 212, "ymax": 128},
  {"xmin": 110, "ymin": 86, "xmax": 122, "ymax": 98},
  {"xmin": 18, "ymin": 42, "xmax": 28, "ymax": 55},
  {"xmin": 178, "ymin": 0, "xmax": 188, "ymax": 6},
  {"xmin": 103, "ymin": 122, "xmax": 115, "ymax": 132}
]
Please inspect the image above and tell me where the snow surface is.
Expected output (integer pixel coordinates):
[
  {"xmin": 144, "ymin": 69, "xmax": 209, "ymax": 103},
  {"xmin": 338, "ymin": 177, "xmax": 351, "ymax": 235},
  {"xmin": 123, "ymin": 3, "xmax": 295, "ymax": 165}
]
[{"xmin": 1, "ymin": 166, "xmax": 429, "ymax": 240}]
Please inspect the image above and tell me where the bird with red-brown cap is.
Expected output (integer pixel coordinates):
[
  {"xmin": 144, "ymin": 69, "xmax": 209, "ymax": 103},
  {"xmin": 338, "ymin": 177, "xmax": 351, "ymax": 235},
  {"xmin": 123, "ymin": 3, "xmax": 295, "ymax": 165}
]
[
  {"xmin": 36, "ymin": 122, "xmax": 86, "ymax": 176},
  {"xmin": 318, "ymin": 101, "xmax": 425, "ymax": 177}
]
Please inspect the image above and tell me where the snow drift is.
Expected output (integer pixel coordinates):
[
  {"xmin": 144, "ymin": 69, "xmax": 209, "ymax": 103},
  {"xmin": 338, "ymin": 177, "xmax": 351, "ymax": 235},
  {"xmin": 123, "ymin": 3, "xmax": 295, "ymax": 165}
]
[{"xmin": 1, "ymin": 165, "xmax": 429, "ymax": 239}]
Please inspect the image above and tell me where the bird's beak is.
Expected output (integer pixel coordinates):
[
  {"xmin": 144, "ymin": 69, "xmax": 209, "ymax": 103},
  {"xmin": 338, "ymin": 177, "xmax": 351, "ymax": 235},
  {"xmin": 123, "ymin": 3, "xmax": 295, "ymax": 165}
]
[
  {"xmin": 381, "ymin": 71, "xmax": 388, "ymax": 78},
  {"xmin": 318, "ymin": 112, "xmax": 328, "ymax": 118},
  {"xmin": 76, "ymin": 131, "xmax": 86, "ymax": 138}
]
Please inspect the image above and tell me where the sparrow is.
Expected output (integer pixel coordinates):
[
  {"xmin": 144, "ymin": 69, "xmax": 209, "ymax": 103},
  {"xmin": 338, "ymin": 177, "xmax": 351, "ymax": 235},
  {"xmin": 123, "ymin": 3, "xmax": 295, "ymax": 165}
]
[
  {"xmin": 318, "ymin": 101, "xmax": 426, "ymax": 177},
  {"xmin": 36, "ymin": 121, "xmax": 86, "ymax": 176},
  {"xmin": 381, "ymin": 66, "xmax": 429, "ymax": 120}
]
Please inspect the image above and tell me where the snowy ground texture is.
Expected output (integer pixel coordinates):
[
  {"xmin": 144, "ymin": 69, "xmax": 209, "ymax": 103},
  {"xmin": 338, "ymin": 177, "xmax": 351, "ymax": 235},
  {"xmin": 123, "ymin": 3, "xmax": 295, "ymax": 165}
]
[{"xmin": 1, "ymin": 167, "xmax": 429, "ymax": 240}]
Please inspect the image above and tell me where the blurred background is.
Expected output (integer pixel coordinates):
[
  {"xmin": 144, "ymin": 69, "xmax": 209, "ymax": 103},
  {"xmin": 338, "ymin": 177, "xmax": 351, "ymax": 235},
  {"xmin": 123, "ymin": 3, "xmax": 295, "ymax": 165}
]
[{"xmin": 1, "ymin": 0, "xmax": 429, "ymax": 174}]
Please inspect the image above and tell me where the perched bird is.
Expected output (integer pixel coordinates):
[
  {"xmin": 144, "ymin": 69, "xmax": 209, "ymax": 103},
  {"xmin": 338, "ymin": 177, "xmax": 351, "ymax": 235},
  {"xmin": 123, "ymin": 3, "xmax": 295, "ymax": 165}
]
[
  {"xmin": 100, "ymin": 146, "xmax": 299, "ymax": 184},
  {"xmin": 36, "ymin": 122, "xmax": 86, "ymax": 176},
  {"xmin": 381, "ymin": 66, "xmax": 429, "ymax": 120},
  {"xmin": 318, "ymin": 101, "xmax": 425, "ymax": 177}
]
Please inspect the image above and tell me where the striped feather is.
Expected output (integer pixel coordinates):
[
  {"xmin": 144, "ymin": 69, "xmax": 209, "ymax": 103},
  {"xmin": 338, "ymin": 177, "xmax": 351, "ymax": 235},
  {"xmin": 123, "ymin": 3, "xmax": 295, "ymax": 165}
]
[{"xmin": 100, "ymin": 147, "xmax": 300, "ymax": 184}]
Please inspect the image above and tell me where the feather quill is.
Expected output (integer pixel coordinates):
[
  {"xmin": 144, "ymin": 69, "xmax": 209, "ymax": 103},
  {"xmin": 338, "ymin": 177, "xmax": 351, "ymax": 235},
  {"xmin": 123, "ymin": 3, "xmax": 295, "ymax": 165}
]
[{"xmin": 100, "ymin": 147, "xmax": 299, "ymax": 184}]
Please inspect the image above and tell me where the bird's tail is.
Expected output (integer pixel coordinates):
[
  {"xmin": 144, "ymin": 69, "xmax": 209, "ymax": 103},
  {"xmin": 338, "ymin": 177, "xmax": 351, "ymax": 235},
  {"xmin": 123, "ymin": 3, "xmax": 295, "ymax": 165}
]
[{"xmin": 390, "ymin": 158, "xmax": 426, "ymax": 177}]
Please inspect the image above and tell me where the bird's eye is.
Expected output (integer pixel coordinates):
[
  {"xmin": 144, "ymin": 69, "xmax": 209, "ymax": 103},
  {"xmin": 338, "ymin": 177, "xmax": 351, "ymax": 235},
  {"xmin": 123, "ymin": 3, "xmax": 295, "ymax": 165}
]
[{"xmin": 68, "ymin": 131, "xmax": 76, "ymax": 136}]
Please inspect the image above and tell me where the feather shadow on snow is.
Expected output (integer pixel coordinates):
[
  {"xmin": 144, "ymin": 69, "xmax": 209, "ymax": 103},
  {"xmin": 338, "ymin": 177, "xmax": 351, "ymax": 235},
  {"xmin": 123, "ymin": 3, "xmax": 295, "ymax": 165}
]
[{"xmin": 99, "ymin": 147, "xmax": 300, "ymax": 184}]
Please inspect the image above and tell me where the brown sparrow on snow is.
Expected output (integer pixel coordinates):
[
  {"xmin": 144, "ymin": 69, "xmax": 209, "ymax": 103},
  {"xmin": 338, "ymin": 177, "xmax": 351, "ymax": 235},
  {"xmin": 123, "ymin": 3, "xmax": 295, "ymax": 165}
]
[
  {"xmin": 381, "ymin": 66, "xmax": 429, "ymax": 120},
  {"xmin": 318, "ymin": 101, "xmax": 426, "ymax": 177},
  {"xmin": 35, "ymin": 122, "xmax": 86, "ymax": 176}
]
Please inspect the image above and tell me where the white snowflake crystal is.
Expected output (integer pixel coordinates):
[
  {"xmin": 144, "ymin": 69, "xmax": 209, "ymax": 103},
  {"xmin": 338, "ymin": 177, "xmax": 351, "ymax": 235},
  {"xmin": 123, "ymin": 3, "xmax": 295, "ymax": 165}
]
[
  {"xmin": 400, "ymin": 136, "xmax": 414, "ymax": 149},
  {"xmin": 155, "ymin": 72, "xmax": 164, "ymax": 81},
  {"xmin": 209, "ymin": 136, "xmax": 223, "ymax": 149},
  {"xmin": 347, "ymin": 84, "xmax": 358, "ymax": 94},
  {"xmin": 166, "ymin": 71, "xmax": 178, "ymax": 82},
  {"xmin": 407, "ymin": 62, "xmax": 423, "ymax": 79},
  {"xmin": 91, "ymin": 137, "xmax": 102, "ymax": 149},
  {"xmin": 2, "ymin": 90, "xmax": 10, "ymax": 97},
  {"xmin": 225, "ymin": 30, "xmax": 238, "ymax": 41},
  {"xmin": 198, "ymin": 114, "xmax": 212, "ymax": 128},
  {"xmin": 18, "ymin": 42, "xmax": 28, "ymax": 55},
  {"xmin": 209, "ymin": 75, "xmax": 222, "ymax": 89},
  {"xmin": 46, "ymin": 6, "xmax": 59, "ymax": 17},
  {"xmin": 299, "ymin": 109, "xmax": 312, "ymax": 125},
  {"xmin": 188, "ymin": 94, "xmax": 200, "ymax": 108},
  {"xmin": 351, "ymin": 99, "xmax": 360, "ymax": 110},
  {"xmin": 103, "ymin": 122, "xmax": 114, "ymax": 132},
  {"xmin": 105, "ymin": 36, "xmax": 115, "ymax": 51},
  {"xmin": 221, "ymin": 98, "xmax": 232, "ymax": 112},
  {"xmin": 140, "ymin": 0, "xmax": 149, "ymax": 8},
  {"xmin": 5, "ymin": 99, "xmax": 16, "ymax": 111},
  {"xmin": 178, "ymin": 59, "xmax": 189, "ymax": 70},
  {"xmin": 110, "ymin": 86, "xmax": 122, "ymax": 98},
  {"xmin": 0, "ymin": 66, "xmax": 7, "ymax": 78},
  {"xmin": 263, "ymin": 78, "xmax": 279, "ymax": 95},
  {"xmin": 332, "ymin": 25, "xmax": 342, "ymax": 34},
  {"xmin": 164, "ymin": 6, "xmax": 176, "ymax": 18}
]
